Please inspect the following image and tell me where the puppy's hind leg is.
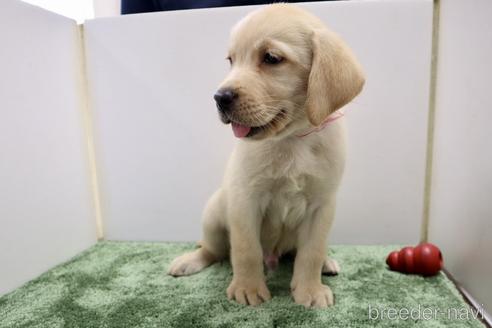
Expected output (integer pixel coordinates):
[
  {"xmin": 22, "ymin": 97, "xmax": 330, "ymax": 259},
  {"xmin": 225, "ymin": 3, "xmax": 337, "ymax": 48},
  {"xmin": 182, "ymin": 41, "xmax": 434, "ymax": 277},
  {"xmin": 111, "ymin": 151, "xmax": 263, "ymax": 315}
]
[
  {"xmin": 168, "ymin": 190, "xmax": 228, "ymax": 276},
  {"xmin": 322, "ymin": 256, "xmax": 340, "ymax": 275}
]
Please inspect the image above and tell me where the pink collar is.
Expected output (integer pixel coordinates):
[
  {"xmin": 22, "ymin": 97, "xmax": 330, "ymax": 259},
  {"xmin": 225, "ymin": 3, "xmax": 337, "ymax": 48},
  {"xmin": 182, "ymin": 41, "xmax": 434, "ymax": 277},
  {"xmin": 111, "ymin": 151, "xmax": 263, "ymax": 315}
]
[{"xmin": 296, "ymin": 110, "xmax": 344, "ymax": 138}]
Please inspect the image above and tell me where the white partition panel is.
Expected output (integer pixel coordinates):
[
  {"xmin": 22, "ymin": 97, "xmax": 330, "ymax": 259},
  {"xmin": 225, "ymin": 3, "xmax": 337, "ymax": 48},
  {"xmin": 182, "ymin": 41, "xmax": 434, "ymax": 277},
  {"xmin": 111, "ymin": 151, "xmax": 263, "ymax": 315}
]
[
  {"xmin": 84, "ymin": 0, "xmax": 432, "ymax": 243},
  {"xmin": 429, "ymin": 0, "xmax": 492, "ymax": 317},
  {"xmin": 0, "ymin": 1, "xmax": 97, "ymax": 295}
]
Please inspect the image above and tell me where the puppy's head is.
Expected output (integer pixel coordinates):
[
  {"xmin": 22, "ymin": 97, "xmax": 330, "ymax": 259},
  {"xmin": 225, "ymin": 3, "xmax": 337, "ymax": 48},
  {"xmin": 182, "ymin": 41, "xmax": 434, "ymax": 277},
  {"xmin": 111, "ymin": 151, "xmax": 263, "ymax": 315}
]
[{"xmin": 214, "ymin": 4, "xmax": 365, "ymax": 140}]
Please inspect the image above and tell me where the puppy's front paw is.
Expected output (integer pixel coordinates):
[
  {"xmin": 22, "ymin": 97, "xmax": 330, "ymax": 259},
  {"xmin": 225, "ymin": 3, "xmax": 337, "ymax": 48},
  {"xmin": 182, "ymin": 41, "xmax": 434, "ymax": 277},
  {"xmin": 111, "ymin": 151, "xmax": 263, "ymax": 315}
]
[
  {"xmin": 227, "ymin": 278, "xmax": 271, "ymax": 306},
  {"xmin": 167, "ymin": 249, "xmax": 212, "ymax": 276},
  {"xmin": 291, "ymin": 282, "xmax": 334, "ymax": 308}
]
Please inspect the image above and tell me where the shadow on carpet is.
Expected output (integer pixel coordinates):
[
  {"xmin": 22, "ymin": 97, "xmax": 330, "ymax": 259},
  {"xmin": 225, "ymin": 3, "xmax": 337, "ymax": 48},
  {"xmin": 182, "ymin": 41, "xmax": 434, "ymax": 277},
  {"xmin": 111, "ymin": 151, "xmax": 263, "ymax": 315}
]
[{"xmin": 0, "ymin": 242, "xmax": 485, "ymax": 328}]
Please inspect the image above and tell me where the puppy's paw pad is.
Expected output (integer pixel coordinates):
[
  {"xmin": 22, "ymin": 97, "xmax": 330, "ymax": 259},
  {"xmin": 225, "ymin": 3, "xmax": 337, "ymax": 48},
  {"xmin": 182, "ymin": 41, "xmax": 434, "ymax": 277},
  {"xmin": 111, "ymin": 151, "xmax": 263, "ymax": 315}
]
[
  {"xmin": 292, "ymin": 283, "xmax": 334, "ymax": 308},
  {"xmin": 322, "ymin": 257, "xmax": 340, "ymax": 275},
  {"xmin": 227, "ymin": 279, "xmax": 271, "ymax": 306},
  {"xmin": 167, "ymin": 250, "xmax": 211, "ymax": 276}
]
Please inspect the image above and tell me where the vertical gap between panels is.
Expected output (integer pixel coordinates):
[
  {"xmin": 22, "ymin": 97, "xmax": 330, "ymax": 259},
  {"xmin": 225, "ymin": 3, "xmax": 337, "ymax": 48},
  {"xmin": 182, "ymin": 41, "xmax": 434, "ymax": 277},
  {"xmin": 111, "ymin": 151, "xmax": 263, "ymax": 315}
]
[
  {"xmin": 421, "ymin": 0, "xmax": 441, "ymax": 243},
  {"xmin": 78, "ymin": 24, "xmax": 105, "ymax": 240}
]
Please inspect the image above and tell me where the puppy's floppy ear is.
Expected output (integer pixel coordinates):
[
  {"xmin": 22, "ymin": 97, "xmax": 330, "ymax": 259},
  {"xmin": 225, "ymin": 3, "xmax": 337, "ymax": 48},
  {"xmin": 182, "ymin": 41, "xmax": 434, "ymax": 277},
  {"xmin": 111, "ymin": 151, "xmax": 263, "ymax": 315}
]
[{"xmin": 305, "ymin": 28, "xmax": 365, "ymax": 126}]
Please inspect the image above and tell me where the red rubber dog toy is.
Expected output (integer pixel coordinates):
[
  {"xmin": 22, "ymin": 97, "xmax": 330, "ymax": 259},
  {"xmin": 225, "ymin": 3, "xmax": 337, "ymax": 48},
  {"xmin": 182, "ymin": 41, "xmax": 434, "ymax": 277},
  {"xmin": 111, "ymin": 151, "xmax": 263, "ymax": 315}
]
[{"xmin": 386, "ymin": 243, "xmax": 443, "ymax": 276}]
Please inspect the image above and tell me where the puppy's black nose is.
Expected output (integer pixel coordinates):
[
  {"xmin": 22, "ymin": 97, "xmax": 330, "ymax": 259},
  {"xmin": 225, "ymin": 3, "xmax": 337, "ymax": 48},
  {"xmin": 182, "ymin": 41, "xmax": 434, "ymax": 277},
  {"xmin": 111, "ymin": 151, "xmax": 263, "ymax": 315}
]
[{"xmin": 214, "ymin": 88, "xmax": 237, "ymax": 112}]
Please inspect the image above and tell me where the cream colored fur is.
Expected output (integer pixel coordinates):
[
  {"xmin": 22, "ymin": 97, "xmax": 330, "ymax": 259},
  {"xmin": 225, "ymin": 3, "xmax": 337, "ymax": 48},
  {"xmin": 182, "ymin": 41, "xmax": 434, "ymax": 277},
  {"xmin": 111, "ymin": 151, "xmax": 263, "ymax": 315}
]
[{"xmin": 168, "ymin": 4, "xmax": 364, "ymax": 308}]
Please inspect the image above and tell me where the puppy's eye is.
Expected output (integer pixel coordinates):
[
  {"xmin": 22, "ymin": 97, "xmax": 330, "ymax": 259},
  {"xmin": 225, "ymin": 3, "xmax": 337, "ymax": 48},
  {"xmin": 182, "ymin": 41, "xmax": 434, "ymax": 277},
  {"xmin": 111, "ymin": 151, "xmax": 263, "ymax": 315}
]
[
  {"xmin": 263, "ymin": 52, "xmax": 283, "ymax": 65},
  {"xmin": 226, "ymin": 56, "xmax": 233, "ymax": 65}
]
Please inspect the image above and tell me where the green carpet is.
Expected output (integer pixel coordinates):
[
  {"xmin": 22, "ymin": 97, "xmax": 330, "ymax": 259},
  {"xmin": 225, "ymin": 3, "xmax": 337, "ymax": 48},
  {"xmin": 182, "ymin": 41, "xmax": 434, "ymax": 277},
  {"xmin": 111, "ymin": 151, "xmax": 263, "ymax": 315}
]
[{"xmin": 0, "ymin": 242, "xmax": 485, "ymax": 328}]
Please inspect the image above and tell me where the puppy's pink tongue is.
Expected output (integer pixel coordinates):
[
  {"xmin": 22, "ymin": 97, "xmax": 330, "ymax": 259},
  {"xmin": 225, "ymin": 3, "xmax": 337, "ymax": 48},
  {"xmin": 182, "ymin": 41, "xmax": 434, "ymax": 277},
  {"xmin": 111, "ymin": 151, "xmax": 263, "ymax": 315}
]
[{"xmin": 231, "ymin": 122, "xmax": 251, "ymax": 138}]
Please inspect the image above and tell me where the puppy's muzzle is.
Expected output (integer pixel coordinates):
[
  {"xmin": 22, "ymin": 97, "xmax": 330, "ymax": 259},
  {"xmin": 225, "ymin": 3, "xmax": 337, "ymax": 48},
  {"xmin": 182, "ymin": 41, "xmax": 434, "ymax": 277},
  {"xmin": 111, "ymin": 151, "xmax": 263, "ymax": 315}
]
[{"xmin": 214, "ymin": 88, "xmax": 238, "ymax": 114}]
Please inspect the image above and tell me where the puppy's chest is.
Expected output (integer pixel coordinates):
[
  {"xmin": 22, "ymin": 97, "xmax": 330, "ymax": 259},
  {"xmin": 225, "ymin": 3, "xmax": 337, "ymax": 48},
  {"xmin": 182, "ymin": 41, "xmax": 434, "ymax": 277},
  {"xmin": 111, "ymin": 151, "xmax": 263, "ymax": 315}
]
[
  {"xmin": 254, "ymin": 143, "xmax": 324, "ymax": 228},
  {"xmin": 259, "ymin": 174, "xmax": 313, "ymax": 228}
]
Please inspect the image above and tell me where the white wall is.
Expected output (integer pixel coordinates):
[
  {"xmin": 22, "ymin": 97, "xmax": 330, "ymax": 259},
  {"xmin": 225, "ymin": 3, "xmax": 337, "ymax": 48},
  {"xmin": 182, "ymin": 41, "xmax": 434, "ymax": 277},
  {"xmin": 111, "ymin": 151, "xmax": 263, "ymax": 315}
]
[
  {"xmin": 429, "ymin": 0, "xmax": 492, "ymax": 317},
  {"xmin": 21, "ymin": 0, "xmax": 94, "ymax": 23},
  {"xmin": 93, "ymin": 0, "xmax": 120, "ymax": 18},
  {"xmin": 0, "ymin": 0, "xmax": 97, "ymax": 295},
  {"xmin": 83, "ymin": 0, "xmax": 433, "ymax": 244}
]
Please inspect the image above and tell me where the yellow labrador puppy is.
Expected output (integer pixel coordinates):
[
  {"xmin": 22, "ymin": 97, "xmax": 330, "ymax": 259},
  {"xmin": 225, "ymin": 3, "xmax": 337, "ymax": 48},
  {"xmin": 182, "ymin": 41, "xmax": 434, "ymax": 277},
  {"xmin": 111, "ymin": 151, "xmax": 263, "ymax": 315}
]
[{"xmin": 168, "ymin": 4, "xmax": 364, "ymax": 308}]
